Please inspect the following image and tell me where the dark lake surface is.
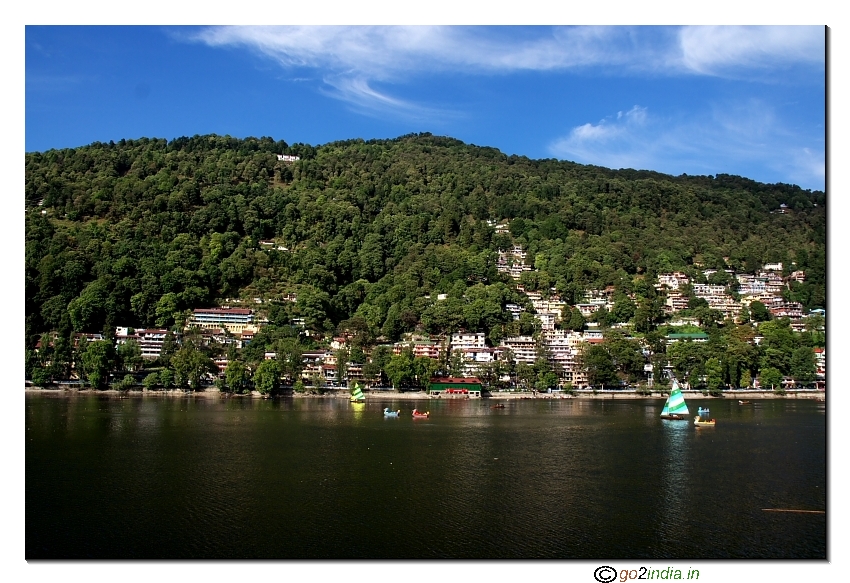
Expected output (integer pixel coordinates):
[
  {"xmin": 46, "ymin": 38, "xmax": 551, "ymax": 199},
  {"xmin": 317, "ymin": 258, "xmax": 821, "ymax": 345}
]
[{"xmin": 25, "ymin": 393, "xmax": 826, "ymax": 559}]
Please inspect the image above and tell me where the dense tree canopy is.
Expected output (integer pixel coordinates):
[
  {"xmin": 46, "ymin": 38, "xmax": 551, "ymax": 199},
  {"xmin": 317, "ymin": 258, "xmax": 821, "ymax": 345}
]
[{"xmin": 25, "ymin": 133, "xmax": 826, "ymax": 388}]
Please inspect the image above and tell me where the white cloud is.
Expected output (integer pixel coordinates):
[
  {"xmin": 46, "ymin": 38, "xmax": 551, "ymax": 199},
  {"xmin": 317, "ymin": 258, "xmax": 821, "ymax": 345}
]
[
  {"xmin": 188, "ymin": 26, "xmax": 823, "ymax": 119},
  {"xmin": 192, "ymin": 26, "xmax": 633, "ymax": 79},
  {"xmin": 783, "ymin": 148, "xmax": 825, "ymax": 188},
  {"xmin": 677, "ymin": 26, "xmax": 824, "ymax": 76},
  {"xmin": 193, "ymin": 25, "xmax": 823, "ymax": 80},
  {"xmin": 318, "ymin": 74, "xmax": 462, "ymax": 122},
  {"xmin": 549, "ymin": 101, "xmax": 824, "ymax": 190}
]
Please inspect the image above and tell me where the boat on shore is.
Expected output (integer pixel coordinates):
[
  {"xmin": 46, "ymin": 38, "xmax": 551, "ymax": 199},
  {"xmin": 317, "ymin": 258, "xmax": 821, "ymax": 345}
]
[
  {"xmin": 412, "ymin": 408, "xmax": 430, "ymax": 418},
  {"xmin": 383, "ymin": 408, "xmax": 400, "ymax": 417},
  {"xmin": 659, "ymin": 380, "xmax": 689, "ymax": 420},
  {"xmin": 694, "ymin": 415, "xmax": 716, "ymax": 427}
]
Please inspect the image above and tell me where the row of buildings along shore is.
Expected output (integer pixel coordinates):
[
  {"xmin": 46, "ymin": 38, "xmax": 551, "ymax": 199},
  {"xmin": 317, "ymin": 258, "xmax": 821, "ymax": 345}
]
[{"xmin": 67, "ymin": 253, "xmax": 823, "ymax": 389}]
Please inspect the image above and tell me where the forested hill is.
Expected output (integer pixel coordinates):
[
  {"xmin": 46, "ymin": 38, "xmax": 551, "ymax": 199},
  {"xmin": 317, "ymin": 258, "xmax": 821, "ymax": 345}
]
[{"xmin": 25, "ymin": 132, "xmax": 826, "ymax": 345}]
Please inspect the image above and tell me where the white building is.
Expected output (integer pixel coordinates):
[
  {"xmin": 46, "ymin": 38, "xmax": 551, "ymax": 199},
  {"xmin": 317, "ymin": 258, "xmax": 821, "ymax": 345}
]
[
  {"xmin": 451, "ymin": 332, "xmax": 487, "ymax": 351},
  {"xmin": 656, "ymin": 272, "xmax": 690, "ymax": 290},
  {"xmin": 189, "ymin": 308, "xmax": 255, "ymax": 334},
  {"xmin": 501, "ymin": 336, "xmax": 537, "ymax": 364},
  {"xmin": 115, "ymin": 327, "xmax": 170, "ymax": 360},
  {"xmin": 534, "ymin": 312, "xmax": 556, "ymax": 331}
]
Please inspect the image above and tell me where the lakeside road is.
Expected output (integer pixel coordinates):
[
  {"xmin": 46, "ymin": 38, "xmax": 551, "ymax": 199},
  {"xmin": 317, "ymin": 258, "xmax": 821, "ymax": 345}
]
[{"xmin": 25, "ymin": 387, "xmax": 825, "ymax": 401}]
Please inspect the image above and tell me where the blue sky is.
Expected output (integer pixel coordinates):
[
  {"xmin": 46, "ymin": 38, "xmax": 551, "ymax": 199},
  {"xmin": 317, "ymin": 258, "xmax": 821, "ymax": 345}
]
[{"xmin": 26, "ymin": 25, "xmax": 825, "ymax": 191}]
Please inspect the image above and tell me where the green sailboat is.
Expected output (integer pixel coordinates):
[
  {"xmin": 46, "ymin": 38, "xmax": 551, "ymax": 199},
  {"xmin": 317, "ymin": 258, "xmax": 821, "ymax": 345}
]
[
  {"xmin": 349, "ymin": 382, "xmax": 366, "ymax": 402},
  {"xmin": 660, "ymin": 379, "xmax": 689, "ymax": 420}
]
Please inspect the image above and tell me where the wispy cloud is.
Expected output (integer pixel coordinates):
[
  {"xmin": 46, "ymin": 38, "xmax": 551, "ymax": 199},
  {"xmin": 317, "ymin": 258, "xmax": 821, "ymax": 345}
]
[
  {"xmin": 318, "ymin": 74, "xmax": 463, "ymax": 122},
  {"xmin": 183, "ymin": 25, "xmax": 824, "ymax": 188},
  {"xmin": 188, "ymin": 26, "xmax": 823, "ymax": 117},
  {"xmin": 550, "ymin": 105, "xmax": 660, "ymax": 171},
  {"xmin": 549, "ymin": 100, "xmax": 825, "ymax": 190},
  {"xmin": 677, "ymin": 26, "xmax": 825, "ymax": 76}
]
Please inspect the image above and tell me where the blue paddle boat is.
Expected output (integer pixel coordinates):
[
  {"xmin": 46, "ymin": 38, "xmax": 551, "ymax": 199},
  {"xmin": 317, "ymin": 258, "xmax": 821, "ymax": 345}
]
[{"xmin": 383, "ymin": 408, "xmax": 400, "ymax": 417}]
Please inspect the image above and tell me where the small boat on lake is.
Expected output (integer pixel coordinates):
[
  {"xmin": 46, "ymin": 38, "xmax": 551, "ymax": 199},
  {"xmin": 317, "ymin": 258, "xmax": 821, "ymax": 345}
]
[
  {"xmin": 383, "ymin": 408, "xmax": 400, "ymax": 417},
  {"xmin": 738, "ymin": 400, "xmax": 751, "ymax": 405},
  {"xmin": 412, "ymin": 408, "xmax": 430, "ymax": 419},
  {"xmin": 350, "ymin": 383, "xmax": 366, "ymax": 403},
  {"xmin": 698, "ymin": 407, "xmax": 710, "ymax": 415},
  {"xmin": 491, "ymin": 404, "xmax": 506, "ymax": 409},
  {"xmin": 659, "ymin": 380, "xmax": 689, "ymax": 420},
  {"xmin": 694, "ymin": 415, "xmax": 716, "ymax": 427}
]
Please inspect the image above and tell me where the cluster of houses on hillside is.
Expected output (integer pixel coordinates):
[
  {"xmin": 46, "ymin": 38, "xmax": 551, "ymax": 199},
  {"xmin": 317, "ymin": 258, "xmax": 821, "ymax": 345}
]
[
  {"xmin": 657, "ymin": 264, "xmax": 807, "ymax": 321},
  {"xmin": 29, "ymin": 224, "xmax": 816, "ymax": 390},
  {"xmin": 88, "ymin": 250, "xmax": 825, "ymax": 390}
]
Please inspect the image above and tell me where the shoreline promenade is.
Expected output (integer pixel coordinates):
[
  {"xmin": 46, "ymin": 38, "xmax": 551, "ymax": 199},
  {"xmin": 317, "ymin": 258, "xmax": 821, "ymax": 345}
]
[{"xmin": 25, "ymin": 386, "xmax": 825, "ymax": 401}]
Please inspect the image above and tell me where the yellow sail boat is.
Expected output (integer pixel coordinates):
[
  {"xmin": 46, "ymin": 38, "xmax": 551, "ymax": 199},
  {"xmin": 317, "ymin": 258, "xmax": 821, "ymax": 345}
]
[{"xmin": 349, "ymin": 382, "xmax": 366, "ymax": 403}]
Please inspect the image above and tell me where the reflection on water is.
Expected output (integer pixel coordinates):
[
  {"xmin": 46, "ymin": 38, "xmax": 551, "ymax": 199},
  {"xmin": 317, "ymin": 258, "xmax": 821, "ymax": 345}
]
[{"xmin": 26, "ymin": 394, "xmax": 825, "ymax": 559}]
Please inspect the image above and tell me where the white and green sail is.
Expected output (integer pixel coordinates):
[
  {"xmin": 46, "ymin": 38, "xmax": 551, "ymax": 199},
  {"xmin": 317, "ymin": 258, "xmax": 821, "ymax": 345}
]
[
  {"xmin": 660, "ymin": 380, "xmax": 689, "ymax": 417},
  {"xmin": 349, "ymin": 383, "xmax": 365, "ymax": 402}
]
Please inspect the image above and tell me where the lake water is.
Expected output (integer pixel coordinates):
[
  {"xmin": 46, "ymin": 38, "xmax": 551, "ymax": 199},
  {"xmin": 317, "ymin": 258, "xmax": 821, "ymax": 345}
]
[{"xmin": 25, "ymin": 393, "xmax": 826, "ymax": 559}]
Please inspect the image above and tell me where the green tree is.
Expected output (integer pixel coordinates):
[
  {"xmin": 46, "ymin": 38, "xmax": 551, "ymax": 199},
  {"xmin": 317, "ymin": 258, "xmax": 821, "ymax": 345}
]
[
  {"xmin": 789, "ymin": 347, "xmax": 816, "ymax": 385},
  {"xmin": 477, "ymin": 360, "xmax": 503, "ymax": 389},
  {"xmin": 632, "ymin": 297, "xmax": 664, "ymax": 334},
  {"xmin": 31, "ymin": 366, "xmax": 52, "ymax": 387},
  {"xmin": 749, "ymin": 301, "xmax": 771, "ymax": 322},
  {"xmin": 610, "ymin": 294, "xmax": 636, "ymax": 324},
  {"xmin": 155, "ymin": 293, "xmax": 180, "ymax": 328},
  {"xmin": 142, "ymin": 371, "xmax": 159, "ymax": 391},
  {"xmin": 805, "ymin": 314, "xmax": 825, "ymax": 347},
  {"xmin": 605, "ymin": 333, "xmax": 646, "ymax": 383},
  {"xmin": 253, "ymin": 359, "xmax": 280, "ymax": 394},
  {"xmin": 297, "ymin": 286, "xmax": 332, "ymax": 333},
  {"xmin": 309, "ymin": 372, "xmax": 325, "ymax": 393},
  {"xmin": 704, "ymin": 357, "xmax": 725, "ymax": 393},
  {"xmin": 23, "ymin": 133, "xmax": 826, "ymax": 387},
  {"xmin": 516, "ymin": 362, "xmax": 536, "ymax": 390},
  {"xmin": 158, "ymin": 332, "xmax": 177, "ymax": 367},
  {"xmin": 171, "ymin": 343, "xmax": 216, "ymax": 390},
  {"xmin": 80, "ymin": 340, "xmax": 116, "ymax": 390},
  {"xmin": 737, "ymin": 304, "xmax": 751, "ymax": 324},
  {"xmin": 567, "ymin": 309, "xmax": 586, "ymax": 332},
  {"xmin": 117, "ymin": 374, "xmax": 136, "ymax": 390},
  {"xmin": 535, "ymin": 370, "xmax": 559, "ymax": 392},
  {"xmin": 759, "ymin": 366, "xmax": 783, "ymax": 390},
  {"xmin": 362, "ymin": 360, "xmax": 381, "ymax": 387},
  {"xmin": 413, "ymin": 356, "xmax": 439, "ymax": 388},
  {"xmin": 448, "ymin": 350, "xmax": 466, "ymax": 377},
  {"xmin": 758, "ymin": 319, "xmax": 797, "ymax": 374},
  {"xmin": 666, "ymin": 340, "xmax": 704, "ymax": 387},
  {"xmin": 693, "ymin": 305, "xmax": 723, "ymax": 329},
  {"xmin": 67, "ymin": 278, "xmax": 111, "ymax": 332},
  {"xmin": 117, "ymin": 339, "xmax": 143, "ymax": 372},
  {"xmin": 225, "ymin": 360, "xmax": 248, "ymax": 393},
  {"xmin": 159, "ymin": 368, "xmax": 174, "ymax": 389},
  {"xmin": 579, "ymin": 344, "xmax": 617, "ymax": 389},
  {"xmin": 385, "ymin": 348, "xmax": 415, "ymax": 389}
]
